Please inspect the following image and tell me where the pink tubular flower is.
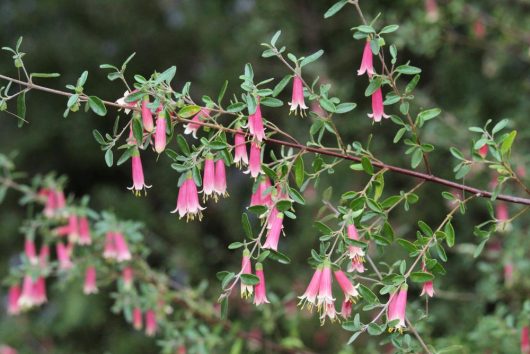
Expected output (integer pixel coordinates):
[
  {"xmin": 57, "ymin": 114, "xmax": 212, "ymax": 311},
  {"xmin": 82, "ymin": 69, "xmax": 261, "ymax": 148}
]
[
  {"xmin": 202, "ymin": 156, "xmax": 215, "ymax": 200},
  {"xmin": 171, "ymin": 176, "xmax": 205, "ymax": 221},
  {"xmin": 154, "ymin": 109, "xmax": 167, "ymax": 154},
  {"xmin": 122, "ymin": 266, "xmax": 134, "ymax": 290},
  {"xmin": 298, "ymin": 266, "xmax": 322, "ymax": 311},
  {"xmin": 214, "ymin": 159, "xmax": 228, "ymax": 198},
  {"xmin": 357, "ymin": 40, "xmax": 374, "ymax": 77},
  {"xmin": 317, "ymin": 264, "xmax": 336, "ymax": 323},
  {"xmin": 334, "ymin": 270, "xmax": 360, "ymax": 303},
  {"xmin": 478, "ymin": 144, "xmax": 488, "ymax": 158},
  {"xmin": 8, "ymin": 284, "xmax": 21, "ymax": 315},
  {"xmin": 83, "ymin": 266, "xmax": 98, "ymax": 295},
  {"xmin": 184, "ymin": 108, "xmax": 209, "ymax": 139},
  {"xmin": 250, "ymin": 177, "xmax": 272, "ymax": 207},
  {"xmin": 263, "ymin": 212, "xmax": 284, "ymax": 251},
  {"xmin": 425, "ymin": 0, "xmax": 439, "ymax": 22},
  {"xmin": 233, "ymin": 128, "xmax": 248, "ymax": 167},
  {"xmin": 128, "ymin": 149, "xmax": 151, "ymax": 195},
  {"xmin": 240, "ymin": 249, "xmax": 253, "ymax": 299},
  {"xmin": 496, "ymin": 202, "xmax": 509, "ymax": 221},
  {"xmin": 388, "ymin": 284, "xmax": 408, "ymax": 333},
  {"xmin": 18, "ymin": 275, "xmax": 37, "ymax": 309},
  {"xmin": 522, "ymin": 326, "xmax": 530, "ymax": 354},
  {"xmin": 253, "ymin": 263, "xmax": 270, "ymax": 305},
  {"xmin": 368, "ymin": 88, "xmax": 389, "ymax": 122},
  {"xmin": 248, "ymin": 100, "xmax": 265, "ymax": 142},
  {"xmin": 289, "ymin": 75, "xmax": 307, "ymax": 115},
  {"xmin": 78, "ymin": 216, "xmax": 92, "ymax": 245},
  {"xmin": 34, "ymin": 277, "xmax": 47, "ymax": 305},
  {"xmin": 24, "ymin": 238, "xmax": 38, "ymax": 265},
  {"xmin": 56, "ymin": 242, "xmax": 73, "ymax": 270},
  {"xmin": 113, "ymin": 232, "xmax": 132, "ymax": 262},
  {"xmin": 246, "ymin": 142, "xmax": 262, "ymax": 178},
  {"xmin": 133, "ymin": 307, "xmax": 143, "ymax": 330},
  {"xmin": 141, "ymin": 96, "xmax": 154, "ymax": 132},
  {"xmin": 341, "ymin": 300, "xmax": 352, "ymax": 319},
  {"xmin": 420, "ymin": 264, "xmax": 435, "ymax": 297},
  {"xmin": 67, "ymin": 215, "xmax": 79, "ymax": 243},
  {"xmin": 347, "ymin": 224, "xmax": 365, "ymax": 260},
  {"xmin": 41, "ymin": 188, "xmax": 56, "ymax": 218},
  {"xmin": 103, "ymin": 232, "xmax": 117, "ymax": 259},
  {"xmin": 145, "ymin": 309, "xmax": 157, "ymax": 337}
]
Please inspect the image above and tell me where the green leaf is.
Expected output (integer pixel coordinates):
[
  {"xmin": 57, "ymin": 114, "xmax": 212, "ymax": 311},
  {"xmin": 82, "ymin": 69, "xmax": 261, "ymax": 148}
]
[
  {"xmin": 104, "ymin": 149, "xmax": 113, "ymax": 167},
  {"xmin": 364, "ymin": 78, "xmax": 382, "ymax": 97},
  {"xmin": 444, "ymin": 222, "xmax": 455, "ymax": 247},
  {"xmin": 319, "ymin": 98, "xmax": 336, "ymax": 113},
  {"xmin": 267, "ymin": 249, "xmax": 291, "ymax": 264},
  {"xmin": 300, "ymin": 49, "xmax": 324, "ymax": 67},
  {"xmin": 335, "ymin": 102, "xmax": 356, "ymax": 114},
  {"xmin": 228, "ymin": 242, "xmax": 244, "ymax": 250},
  {"xmin": 217, "ymin": 80, "xmax": 228, "ymax": 104},
  {"xmin": 220, "ymin": 297, "xmax": 228, "ymax": 319},
  {"xmin": 176, "ymin": 135, "xmax": 190, "ymax": 155},
  {"xmin": 92, "ymin": 129, "xmax": 106, "ymax": 145},
  {"xmin": 260, "ymin": 97, "xmax": 283, "ymax": 107},
  {"xmin": 178, "ymin": 105, "xmax": 201, "ymax": 118},
  {"xmin": 226, "ymin": 102, "xmax": 246, "ymax": 112},
  {"xmin": 16, "ymin": 90, "xmax": 26, "ymax": 127},
  {"xmin": 410, "ymin": 272, "xmax": 434, "ymax": 283},
  {"xmin": 395, "ymin": 65, "xmax": 422, "ymax": 75},
  {"xmin": 379, "ymin": 24, "xmax": 399, "ymax": 34},
  {"xmin": 273, "ymin": 75, "xmax": 291, "ymax": 97},
  {"xmin": 155, "ymin": 66, "xmax": 176, "ymax": 84},
  {"xmin": 31, "ymin": 72, "xmax": 60, "ymax": 78},
  {"xmin": 356, "ymin": 25, "xmax": 376, "ymax": 34},
  {"xmin": 501, "ymin": 130, "xmax": 517, "ymax": 155},
  {"xmin": 88, "ymin": 96, "xmax": 107, "ymax": 116},
  {"xmin": 411, "ymin": 148, "xmax": 423, "ymax": 168},
  {"xmin": 417, "ymin": 108, "xmax": 441, "ymax": 122},
  {"xmin": 357, "ymin": 284, "xmax": 377, "ymax": 303},
  {"xmin": 449, "ymin": 147, "xmax": 465, "ymax": 160},
  {"xmin": 117, "ymin": 148, "xmax": 134, "ymax": 166},
  {"xmin": 241, "ymin": 273, "xmax": 260, "ymax": 285},
  {"xmin": 271, "ymin": 30, "xmax": 281, "ymax": 46},
  {"xmin": 492, "ymin": 119, "xmax": 509, "ymax": 135},
  {"xmin": 294, "ymin": 156, "xmax": 305, "ymax": 188},
  {"xmin": 324, "ymin": 0, "xmax": 348, "ymax": 18},
  {"xmin": 132, "ymin": 118, "xmax": 143, "ymax": 144},
  {"xmin": 241, "ymin": 213, "xmax": 252, "ymax": 238}
]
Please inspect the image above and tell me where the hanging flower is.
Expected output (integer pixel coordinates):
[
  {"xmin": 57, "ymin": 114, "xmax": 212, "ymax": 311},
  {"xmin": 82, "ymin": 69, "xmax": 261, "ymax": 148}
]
[
  {"xmin": 341, "ymin": 300, "xmax": 352, "ymax": 319},
  {"xmin": 184, "ymin": 108, "xmax": 210, "ymax": 139},
  {"xmin": 263, "ymin": 212, "xmax": 284, "ymax": 251},
  {"xmin": 298, "ymin": 266, "xmax": 322, "ymax": 311},
  {"xmin": 246, "ymin": 142, "xmax": 262, "ymax": 178},
  {"xmin": 114, "ymin": 232, "xmax": 132, "ymax": 262},
  {"xmin": 288, "ymin": 75, "xmax": 308, "ymax": 116},
  {"xmin": 214, "ymin": 159, "xmax": 228, "ymax": 198},
  {"xmin": 334, "ymin": 270, "xmax": 360, "ymax": 303},
  {"xmin": 250, "ymin": 176, "xmax": 272, "ymax": 207},
  {"xmin": 477, "ymin": 144, "xmax": 488, "ymax": 158},
  {"xmin": 424, "ymin": 0, "xmax": 439, "ymax": 22},
  {"xmin": 83, "ymin": 266, "xmax": 98, "ymax": 295},
  {"xmin": 317, "ymin": 264, "xmax": 336, "ymax": 323},
  {"xmin": 33, "ymin": 277, "xmax": 47, "ymax": 306},
  {"xmin": 248, "ymin": 99, "xmax": 265, "ymax": 142},
  {"xmin": 66, "ymin": 215, "xmax": 79, "ymax": 243},
  {"xmin": 357, "ymin": 40, "xmax": 374, "ymax": 77},
  {"xmin": 253, "ymin": 263, "xmax": 270, "ymax": 305},
  {"xmin": 522, "ymin": 326, "xmax": 530, "ymax": 354},
  {"xmin": 154, "ymin": 108, "xmax": 167, "ymax": 154},
  {"xmin": 141, "ymin": 96, "xmax": 154, "ymax": 132},
  {"xmin": 18, "ymin": 275, "xmax": 38, "ymax": 309},
  {"xmin": 133, "ymin": 307, "xmax": 143, "ymax": 330},
  {"xmin": 171, "ymin": 175, "xmax": 205, "ymax": 221},
  {"xmin": 240, "ymin": 249, "xmax": 253, "ymax": 299},
  {"xmin": 368, "ymin": 88, "xmax": 389, "ymax": 122},
  {"xmin": 128, "ymin": 149, "xmax": 151, "ymax": 196},
  {"xmin": 56, "ymin": 242, "xmax": 73, "ymax": 270},
  {"xmin": 145, "ymin": 309, "xmax": 157, "ymax": 337},
  {"xmin": 78, "ymin": 216, "xmax": 92, "ymax": 245},
  {"xmin": 233, "ymin": 128, "xmax": 248, "ymax": 167},
  {"xmin": 103, "ymin": 232, "xmax": 117, "ymax": 259},
  {"xmin": 202, "ymin": 156, "xmax": 215, "ymax": 200},
  {"xmin": 7, "ymin": 284, "xmax": 21, "ymax": 315},
  {"xmin": 388, "ymin": 284, "xmax": 408, "ymax": 333},
  {"xmin": 420, "ymin": 264, "xmax": 435, "ymax": 298},
  {"xmin": 24, "ymin": 238, "xmax": 38, "ymax": 265},
  {"xmin": 122, "ymin": 266, "xmax": 134, "ymax": 290}
]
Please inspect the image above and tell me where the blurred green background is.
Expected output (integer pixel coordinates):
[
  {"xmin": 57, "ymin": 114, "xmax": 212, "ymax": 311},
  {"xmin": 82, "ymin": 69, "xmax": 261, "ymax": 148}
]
[{"xmin": 1, "ymin": 0, "xmax": 529, "ymax": 353}]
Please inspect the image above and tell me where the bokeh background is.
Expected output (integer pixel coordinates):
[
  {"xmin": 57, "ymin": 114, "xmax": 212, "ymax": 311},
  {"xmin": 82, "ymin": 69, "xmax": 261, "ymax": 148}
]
[{"xmin": 1, "ymin": 0, "xmax": 529, "ymax": 353}]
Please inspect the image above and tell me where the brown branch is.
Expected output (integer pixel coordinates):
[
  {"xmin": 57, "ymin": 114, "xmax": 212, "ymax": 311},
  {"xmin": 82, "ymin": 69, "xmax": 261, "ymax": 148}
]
[{"xmin": 1, "ymin": 74, "xmax": 530, "ymax": 206}]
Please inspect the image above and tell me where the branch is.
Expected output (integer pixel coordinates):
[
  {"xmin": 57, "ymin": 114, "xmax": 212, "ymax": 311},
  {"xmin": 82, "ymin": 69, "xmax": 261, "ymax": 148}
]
[{"xmin": 1, "ymin": 74, "xmax": 530, "ymax": 206}]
